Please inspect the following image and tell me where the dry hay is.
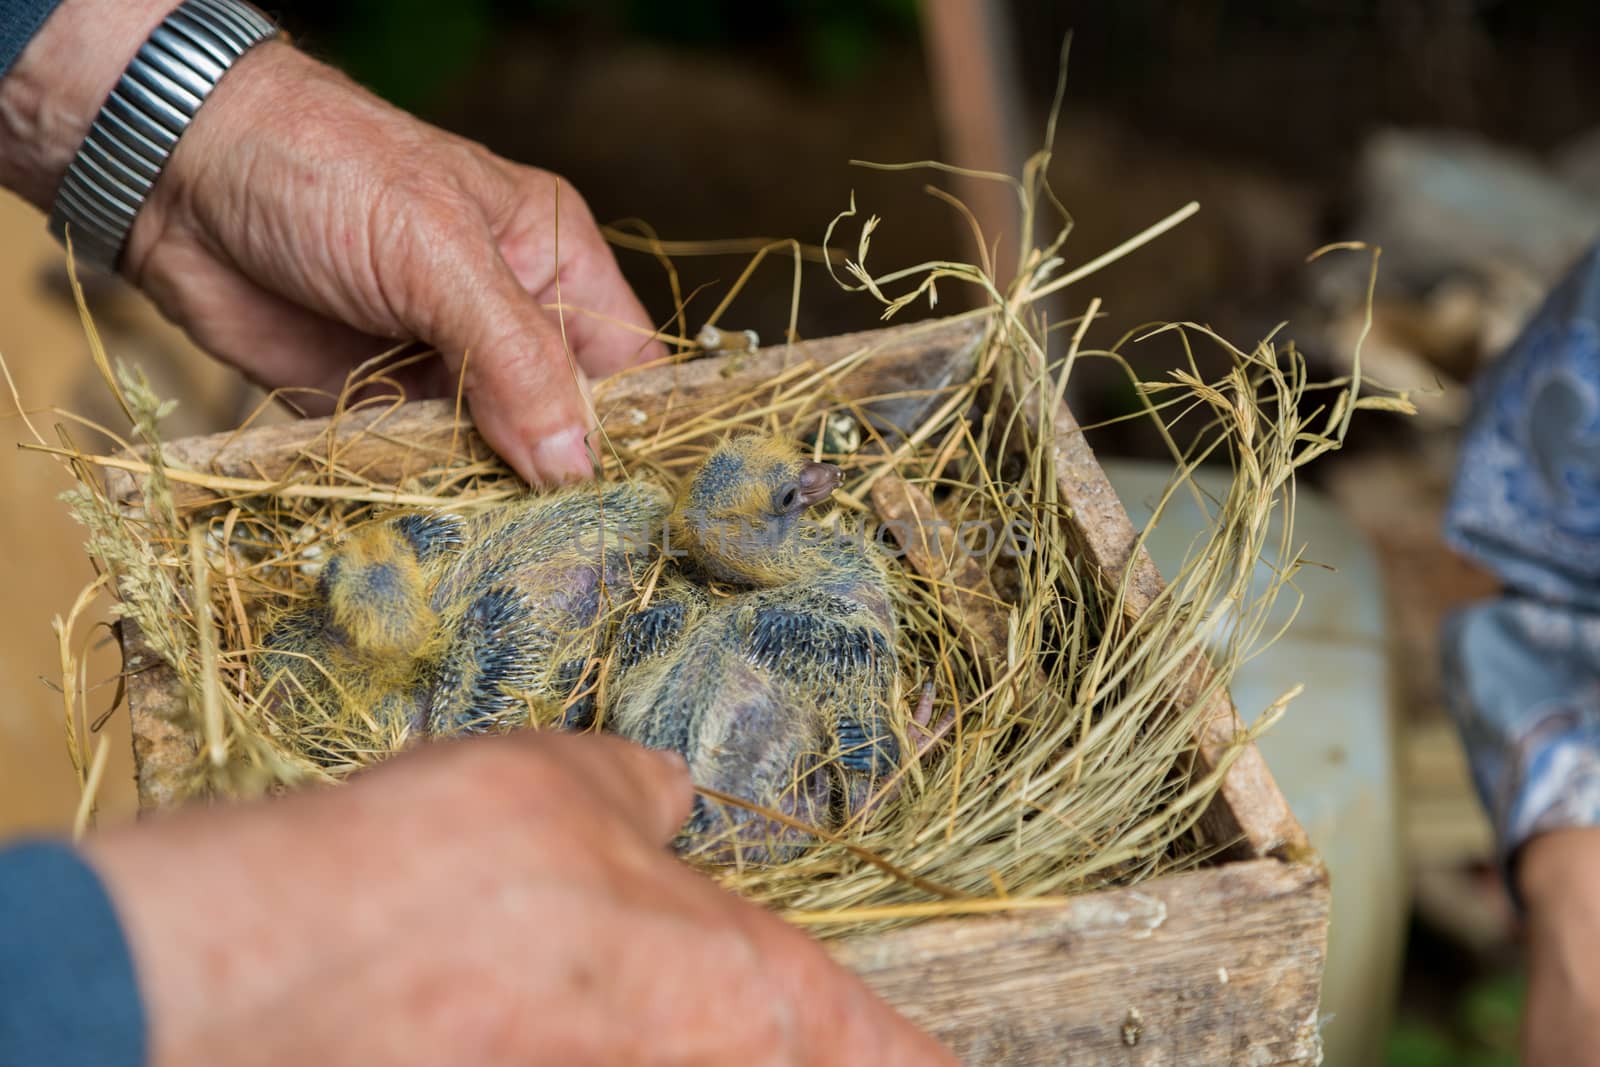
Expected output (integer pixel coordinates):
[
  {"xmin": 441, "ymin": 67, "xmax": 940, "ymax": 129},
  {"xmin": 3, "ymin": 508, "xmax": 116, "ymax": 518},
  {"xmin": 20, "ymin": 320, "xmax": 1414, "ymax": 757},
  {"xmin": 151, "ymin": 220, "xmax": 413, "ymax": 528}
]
[{"xmin": 25, "ymin": 92, "xmax": 1412, "ymax": 935}]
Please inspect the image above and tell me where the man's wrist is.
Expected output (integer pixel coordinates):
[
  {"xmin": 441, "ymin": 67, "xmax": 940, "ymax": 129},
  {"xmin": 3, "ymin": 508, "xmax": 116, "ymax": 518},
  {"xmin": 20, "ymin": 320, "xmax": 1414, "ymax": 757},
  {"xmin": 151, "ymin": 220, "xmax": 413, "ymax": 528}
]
[
  {"xmin": 0, "ymin": 0, "xmax": 178, "ymax": 209},
  {"xmin": 1518, "ymin": 827, "xmax": 1600, "ymax": 915},
  {"xmin": 121, "ymin": 38, "xmax": 302, "ymax": 276}
]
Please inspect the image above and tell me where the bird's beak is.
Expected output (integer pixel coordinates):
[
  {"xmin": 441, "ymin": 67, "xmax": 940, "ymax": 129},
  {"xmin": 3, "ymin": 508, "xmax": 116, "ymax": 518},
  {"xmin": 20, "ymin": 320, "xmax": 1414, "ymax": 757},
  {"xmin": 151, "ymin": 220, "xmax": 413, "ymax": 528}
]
[{"xmin": 796, "ymin": 462, "xmax": 844, "ymax": 507}]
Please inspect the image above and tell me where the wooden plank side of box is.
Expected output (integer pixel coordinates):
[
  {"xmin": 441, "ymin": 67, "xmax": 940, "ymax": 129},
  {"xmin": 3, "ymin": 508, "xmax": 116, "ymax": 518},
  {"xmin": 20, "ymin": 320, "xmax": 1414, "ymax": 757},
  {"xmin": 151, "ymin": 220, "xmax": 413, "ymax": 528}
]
[
  {"xmin": 122, "ymin": 619, "xmax": 196, "ymax": 810},
  {"xmin": 106, "ymin": 314, "xmax": 993, "ymax": 509},
  {"xmin": 834, "ymin": 858, "xmax": 1329, "ymax": 1066}
]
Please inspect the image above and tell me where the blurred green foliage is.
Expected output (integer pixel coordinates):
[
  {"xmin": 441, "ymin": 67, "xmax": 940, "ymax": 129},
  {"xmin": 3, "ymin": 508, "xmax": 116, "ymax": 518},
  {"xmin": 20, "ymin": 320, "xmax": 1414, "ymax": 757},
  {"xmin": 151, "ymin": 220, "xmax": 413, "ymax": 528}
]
[
  {"xmin": 613, "ymin": 0, "xmax": 919, "ymax": 84},
  {"xmin": 1385, "ymin": 972, "xmax": 1524, "ymax": 1067},
  {"xmin": 308, "ymin": 0, "xmax": 920, "ymax": 111},
  {"xmin": 329, "ymin": 0, "xmax": 493, "ymax": 112}
]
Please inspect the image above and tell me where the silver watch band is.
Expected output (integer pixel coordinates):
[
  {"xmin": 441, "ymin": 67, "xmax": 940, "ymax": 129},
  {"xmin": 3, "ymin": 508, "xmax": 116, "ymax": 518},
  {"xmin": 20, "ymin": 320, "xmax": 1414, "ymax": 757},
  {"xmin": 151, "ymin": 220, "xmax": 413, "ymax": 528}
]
[{"xmin": 47, "ymin": 0, "xmax": 279, "ymax": 272}]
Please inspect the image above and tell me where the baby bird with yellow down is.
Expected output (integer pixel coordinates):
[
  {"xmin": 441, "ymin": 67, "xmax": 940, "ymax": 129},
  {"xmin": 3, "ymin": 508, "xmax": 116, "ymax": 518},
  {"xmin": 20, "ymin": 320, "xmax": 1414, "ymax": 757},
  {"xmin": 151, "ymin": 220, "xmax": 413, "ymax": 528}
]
[
  {"xmin": 260, "ymin": 512, "xmax": 460, "ymax": 741},
  {"xmin": 606, "ymin": 435, "xmax": 904, "ymax": 861},
  {"xmin": 260, "ymin": 482, "xmax": 667, "ymax": 742},
  {"xmin": 425, "ymin": 480, "xmax": 668, "ymax": 733}
]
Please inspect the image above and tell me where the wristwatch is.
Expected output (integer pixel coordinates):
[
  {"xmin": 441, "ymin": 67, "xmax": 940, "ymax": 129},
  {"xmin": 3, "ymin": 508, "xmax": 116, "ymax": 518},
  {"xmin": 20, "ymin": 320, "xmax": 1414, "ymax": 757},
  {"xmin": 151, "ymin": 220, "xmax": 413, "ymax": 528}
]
[{"xmin": 47, "ymin": 0, "xmax": 279, "ymax": 272}]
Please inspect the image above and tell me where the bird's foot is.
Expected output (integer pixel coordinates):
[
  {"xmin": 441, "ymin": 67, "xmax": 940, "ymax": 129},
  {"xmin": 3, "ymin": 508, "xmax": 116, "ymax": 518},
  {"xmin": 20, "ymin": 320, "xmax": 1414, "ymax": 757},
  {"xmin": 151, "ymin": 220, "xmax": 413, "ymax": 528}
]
[
  {"xmin": 840, "ymin": 681, "xmax": 951, "ymax": 828},
  {"xmin": 908, "ymin": 681, "xmax": 955, "ymax": 759}
]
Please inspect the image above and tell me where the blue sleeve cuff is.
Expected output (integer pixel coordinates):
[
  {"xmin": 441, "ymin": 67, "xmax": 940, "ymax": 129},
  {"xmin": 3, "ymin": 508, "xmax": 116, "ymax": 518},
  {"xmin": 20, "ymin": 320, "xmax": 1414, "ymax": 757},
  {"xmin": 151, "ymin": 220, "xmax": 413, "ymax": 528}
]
[
  {"xmin": 0, "ymin": 0, "xmax": 67, "ymax": 79},
  {"xmin": 1442, "ymin": 598, "xmax": 1600, "ymax": 905},
  {"xmin": 0, "ymin": 840, "xmax": 146, "ymax": 1067}
]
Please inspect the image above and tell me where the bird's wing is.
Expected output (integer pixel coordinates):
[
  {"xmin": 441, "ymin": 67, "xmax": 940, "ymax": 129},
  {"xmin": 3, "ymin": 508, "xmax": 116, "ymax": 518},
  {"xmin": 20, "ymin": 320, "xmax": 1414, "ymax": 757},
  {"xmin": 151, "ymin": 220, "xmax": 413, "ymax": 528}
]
[
  {"xmin": 740, "ymin": 598, "xmax": 899, "ymax": 775},
  {"xmin": 390, "ymin": 511, "xmax": 466, "ymax": 563},
  {"xmin": 427, "ymin": 584, "xmax": 545, "ymax": 733},
  {"xmin": 613, "ymin": 577, "xmax": 710, "ymax": 673}
]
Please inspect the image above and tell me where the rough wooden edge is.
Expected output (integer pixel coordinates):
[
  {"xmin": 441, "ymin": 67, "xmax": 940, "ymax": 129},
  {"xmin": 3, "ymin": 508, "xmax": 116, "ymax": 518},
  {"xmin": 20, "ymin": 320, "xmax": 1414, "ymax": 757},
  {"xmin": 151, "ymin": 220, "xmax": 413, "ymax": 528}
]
[
  {"xmin": 834, "ymin": 857, "xmax": 1328, "ymax": 1065},
  {"xmin": 121, "ymin": 620, "xmax": 196, "ymax": 810},
  {"xmin": 102, "ymin": 314, "xmax": 990, "ymax": 509},
  {"xmin": 1032, "ymin": 394, "xmax": 1312, "ymax": 863}
]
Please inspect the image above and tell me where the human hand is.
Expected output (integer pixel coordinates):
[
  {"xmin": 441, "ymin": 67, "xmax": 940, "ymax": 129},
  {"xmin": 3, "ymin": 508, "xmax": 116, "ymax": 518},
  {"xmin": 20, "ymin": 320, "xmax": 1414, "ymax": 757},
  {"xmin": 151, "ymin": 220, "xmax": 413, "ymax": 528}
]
[
  {"xmin": 124, "ymin": 41, "xmax": 664, "ymax": 484},
  {"xmin": 1, "ymin": 2, "xmax": 662, "ymax": 484},
  {"xmin": 1517, "ymin": 827, "xmax": 1600, "ymax": 1067},
  {"xmin": 82, "ymin": 732, "xmax": 960, "ymax": 1067}
]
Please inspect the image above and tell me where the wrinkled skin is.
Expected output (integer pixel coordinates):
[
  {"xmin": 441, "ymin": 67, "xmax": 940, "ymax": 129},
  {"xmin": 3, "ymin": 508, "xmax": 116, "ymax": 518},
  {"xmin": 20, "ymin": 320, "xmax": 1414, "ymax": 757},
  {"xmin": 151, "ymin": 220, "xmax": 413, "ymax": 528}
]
[
  {"xmin": 128, "ymin": 41, "xmax": 662, "ymax": 483},
  {"xmin": 83, "ymin": 734, "xmax": 961, "ymax": 1067},
  {"xmin": 1, "ymin": 3, "xmax": 661, "ymax": 484}
]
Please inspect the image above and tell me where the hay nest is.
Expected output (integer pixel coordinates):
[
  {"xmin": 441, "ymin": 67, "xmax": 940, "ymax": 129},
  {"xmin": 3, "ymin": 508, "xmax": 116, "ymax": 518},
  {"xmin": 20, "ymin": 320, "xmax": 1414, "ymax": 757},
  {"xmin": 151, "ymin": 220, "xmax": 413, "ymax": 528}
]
[{"xmin": 33, "ymin": 115, "xmax": 1410, "ymax": 936}]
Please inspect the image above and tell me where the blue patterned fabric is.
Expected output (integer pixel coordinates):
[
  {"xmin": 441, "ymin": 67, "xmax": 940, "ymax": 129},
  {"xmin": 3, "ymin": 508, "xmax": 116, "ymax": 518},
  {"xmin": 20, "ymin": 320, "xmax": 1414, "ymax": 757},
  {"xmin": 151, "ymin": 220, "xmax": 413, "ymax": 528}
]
[
  {"xmin": 1445, "ymin": 243, "xmax": 1600, "ymax": 886},
  {"xmin": 0, "ymin": 0, "xmax": 65, "ymax": 79},
  {"xmin": 0, "ymin": 840, "xmax": 146, "ymax": 1066}
]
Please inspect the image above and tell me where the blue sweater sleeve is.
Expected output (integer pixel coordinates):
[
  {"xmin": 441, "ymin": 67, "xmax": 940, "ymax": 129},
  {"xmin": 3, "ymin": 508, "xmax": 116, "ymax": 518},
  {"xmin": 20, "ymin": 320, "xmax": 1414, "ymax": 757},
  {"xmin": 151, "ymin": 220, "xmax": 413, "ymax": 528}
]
[
  {"xmin": 0, "ymin": 0, "xmax": 66, "ymax": 79},
  {"xmin": 0, "ymin": 841, "xmax": 146, "ymax": 1067}
]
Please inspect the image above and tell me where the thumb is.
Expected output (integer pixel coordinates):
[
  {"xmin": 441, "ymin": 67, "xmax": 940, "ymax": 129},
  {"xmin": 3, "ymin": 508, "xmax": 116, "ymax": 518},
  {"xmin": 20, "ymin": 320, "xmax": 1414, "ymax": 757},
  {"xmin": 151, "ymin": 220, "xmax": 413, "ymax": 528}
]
[
  {"xmin": 527, "ymin": 733, "xmax": 695, "ymax": 847},
  {"xmin": 407, "ymin": 223, "xmax": 597, "ymax": 485}
]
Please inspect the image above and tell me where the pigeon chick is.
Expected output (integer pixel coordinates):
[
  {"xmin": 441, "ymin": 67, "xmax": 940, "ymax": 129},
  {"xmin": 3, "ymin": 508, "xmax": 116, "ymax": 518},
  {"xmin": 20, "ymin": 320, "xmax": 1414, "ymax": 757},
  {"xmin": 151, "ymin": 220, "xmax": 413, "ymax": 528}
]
[
  {"xmin": 259, "ymin": 511, "xmax": 463, "ymax": 742},
  {"xmin": 260, "ymin": 482, "xmax": 668, "ymax": 744},
  {"xmin": 425, "ymin": 480, "xmax": 668, "ymax": 734},
  {"xmin": 606, "ymin": 435, "xmax": 903, "ymax": 862}
]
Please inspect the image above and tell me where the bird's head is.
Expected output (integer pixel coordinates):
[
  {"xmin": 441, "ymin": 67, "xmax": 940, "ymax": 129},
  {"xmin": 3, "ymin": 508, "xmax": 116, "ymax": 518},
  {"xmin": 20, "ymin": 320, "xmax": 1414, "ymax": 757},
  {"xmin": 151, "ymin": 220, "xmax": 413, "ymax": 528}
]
[
  {"xmin": 670, "ymin": 435, "xmax": 843, "ymax": 586},
  {"xmin": 317, "ymin": 522, "xmax": 438, "ymax": 661}
]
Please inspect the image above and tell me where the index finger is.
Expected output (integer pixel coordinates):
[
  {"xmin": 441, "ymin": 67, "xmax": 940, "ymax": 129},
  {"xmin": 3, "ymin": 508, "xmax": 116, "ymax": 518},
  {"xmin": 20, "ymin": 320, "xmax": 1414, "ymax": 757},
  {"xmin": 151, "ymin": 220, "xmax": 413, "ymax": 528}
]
[
  {"xmin": 500, "ymin": 170, "xmax": 668, "ymax": 378},
  {"xmin": 408, "ymin": 224, "xmax": 597, "ymax": 485}
]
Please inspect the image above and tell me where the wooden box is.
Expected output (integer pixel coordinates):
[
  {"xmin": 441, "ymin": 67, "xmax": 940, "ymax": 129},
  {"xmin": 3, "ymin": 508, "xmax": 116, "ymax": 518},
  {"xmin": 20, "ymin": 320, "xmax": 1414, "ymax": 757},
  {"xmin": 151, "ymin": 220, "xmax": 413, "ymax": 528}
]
[{"xmin": 113, "ymin": 315, "xmax": 1328, "ymax": 1065}]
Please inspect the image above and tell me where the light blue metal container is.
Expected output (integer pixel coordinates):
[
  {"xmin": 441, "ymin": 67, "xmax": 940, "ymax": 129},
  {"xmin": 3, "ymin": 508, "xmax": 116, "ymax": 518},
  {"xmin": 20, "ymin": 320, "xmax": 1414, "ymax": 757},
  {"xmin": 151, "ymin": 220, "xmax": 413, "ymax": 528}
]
[{"xmin": 1104, "ymin": 460, "xmax": 1407, "ymax": 1067}]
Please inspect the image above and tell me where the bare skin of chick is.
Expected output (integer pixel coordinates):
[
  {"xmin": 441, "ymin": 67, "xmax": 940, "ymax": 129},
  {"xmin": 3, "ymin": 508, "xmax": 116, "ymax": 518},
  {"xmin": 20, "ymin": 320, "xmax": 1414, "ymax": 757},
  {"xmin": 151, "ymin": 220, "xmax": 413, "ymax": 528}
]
[{"xmin": 607, "ymin": 436, "xmax": 903, "ymax": 862}]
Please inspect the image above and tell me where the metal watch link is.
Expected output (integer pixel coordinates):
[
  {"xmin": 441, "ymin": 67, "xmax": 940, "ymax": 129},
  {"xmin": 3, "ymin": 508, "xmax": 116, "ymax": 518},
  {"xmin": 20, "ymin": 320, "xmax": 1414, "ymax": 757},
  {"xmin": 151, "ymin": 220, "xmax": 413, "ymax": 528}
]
[{"xmin": 46, "ymin": 0, "xmax": 279, "ymax": 271}]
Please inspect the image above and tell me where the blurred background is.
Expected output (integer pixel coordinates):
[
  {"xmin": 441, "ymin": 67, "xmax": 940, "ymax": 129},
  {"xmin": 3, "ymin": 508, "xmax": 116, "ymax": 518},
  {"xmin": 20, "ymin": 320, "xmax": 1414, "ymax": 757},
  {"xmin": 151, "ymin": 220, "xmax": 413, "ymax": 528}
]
[{"xmin": 8, "ymin": 2, "xmax": 1600, "ymax": 1063}]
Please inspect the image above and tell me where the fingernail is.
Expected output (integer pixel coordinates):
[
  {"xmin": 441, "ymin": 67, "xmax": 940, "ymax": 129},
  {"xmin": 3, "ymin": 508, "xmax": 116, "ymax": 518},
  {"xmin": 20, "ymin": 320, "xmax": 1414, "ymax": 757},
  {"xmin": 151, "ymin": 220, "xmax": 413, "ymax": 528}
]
[{"xmin": 531, "ymin": 426, "xmax": 593, "ymax": 483}]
